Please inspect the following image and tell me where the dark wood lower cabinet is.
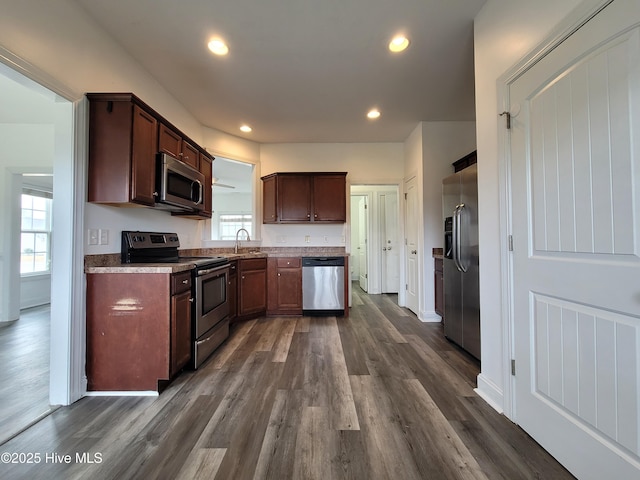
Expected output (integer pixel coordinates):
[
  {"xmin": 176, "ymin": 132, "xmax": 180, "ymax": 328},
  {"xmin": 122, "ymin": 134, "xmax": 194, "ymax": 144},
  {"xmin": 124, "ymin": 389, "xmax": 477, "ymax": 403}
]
[
  {"xmin": 434, "ymin": 257, "xmax": 444, "ymax": 319},
  {"xmin": 86, "ymin": 271, "xmax": 192, "ymax": 392},
  {"xmin": 267, "ymin": 257, "xmax": 302, "ymax": 315},
  {"xmin": 170, "ymin": 272, "xmax": 193, "ymax": 376},
  {"xmin": 228, "ymin": 260, "xmax": 238, "ymax": 322},
  {"xmin": 237, "ymin": 258, "xmax": 267, "ymax": 320}
]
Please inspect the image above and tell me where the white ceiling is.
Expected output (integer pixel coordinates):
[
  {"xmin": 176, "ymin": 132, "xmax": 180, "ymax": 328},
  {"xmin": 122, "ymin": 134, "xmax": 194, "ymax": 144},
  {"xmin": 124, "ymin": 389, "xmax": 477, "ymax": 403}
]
[{"xmin": 73, "ymin": 0, "xmax": 485, "ymax": 144}]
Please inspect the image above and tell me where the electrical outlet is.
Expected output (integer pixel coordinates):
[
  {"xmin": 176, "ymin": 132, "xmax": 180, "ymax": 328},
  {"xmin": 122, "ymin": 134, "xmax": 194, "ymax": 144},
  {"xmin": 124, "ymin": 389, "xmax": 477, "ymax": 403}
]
[
  {"xmin": 88, "ymin": 229, "xmax": 98, "ymax": 245},
  {"xmin": 99, "ymin": 229, "xmax": 109, "ymax": 245},
  {"xmin": 305, "ymin": 235, "xmax": 310, "ymax": 243},
  {"xmin": 323, "ymin": 236, "xmax": 329, "ymax": 243}
]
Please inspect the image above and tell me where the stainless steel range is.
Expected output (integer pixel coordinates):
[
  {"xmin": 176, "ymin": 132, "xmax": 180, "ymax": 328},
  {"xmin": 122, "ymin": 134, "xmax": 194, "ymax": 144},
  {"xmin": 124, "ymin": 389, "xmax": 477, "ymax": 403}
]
[{"xmin": 121, "ymin": 231, "xmax": 230, "ymax": 369}]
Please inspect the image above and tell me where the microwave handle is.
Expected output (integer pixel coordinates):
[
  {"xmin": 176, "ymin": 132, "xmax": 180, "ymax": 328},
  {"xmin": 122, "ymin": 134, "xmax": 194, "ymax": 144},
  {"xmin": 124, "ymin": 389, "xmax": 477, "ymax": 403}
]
[{"xmin": 192, "ymin": 180, "xmax": 203, "ymax": 205}]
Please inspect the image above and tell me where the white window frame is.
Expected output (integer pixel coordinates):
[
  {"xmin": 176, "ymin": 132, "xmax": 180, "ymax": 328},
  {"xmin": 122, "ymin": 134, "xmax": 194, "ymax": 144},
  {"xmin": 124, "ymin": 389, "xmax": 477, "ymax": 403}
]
[{"xmin": 20, "ymin": 188, "xmax": 53, "ymax": 276}]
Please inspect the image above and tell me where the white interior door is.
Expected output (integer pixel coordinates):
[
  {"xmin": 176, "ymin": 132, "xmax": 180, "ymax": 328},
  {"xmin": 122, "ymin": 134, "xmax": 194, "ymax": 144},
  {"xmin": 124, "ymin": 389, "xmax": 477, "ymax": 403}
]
[
  {"xmin": 358, "ymin": 196, "xmax": 368, "ymax": 292},
  {"xmin": 404, "ymin": 177, "xmax": 419, "ymax": 314},
  {"xmin": 380, "ymin": 192, "xmax": 399, "ymax": 293},
  {"xmin": 510, "ymin": 1, "xmax": 640, "ymax": 478}
]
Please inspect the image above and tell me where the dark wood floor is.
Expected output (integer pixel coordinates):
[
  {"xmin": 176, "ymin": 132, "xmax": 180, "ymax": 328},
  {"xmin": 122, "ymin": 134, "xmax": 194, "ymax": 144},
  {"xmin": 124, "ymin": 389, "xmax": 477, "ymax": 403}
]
[
  {"xmin": 0, "ymin": 305, "xmax": 51, "ymax": 446},
  {"xmin": 0, "ymin": 288, "xmax": 574, "ymax": 479}
]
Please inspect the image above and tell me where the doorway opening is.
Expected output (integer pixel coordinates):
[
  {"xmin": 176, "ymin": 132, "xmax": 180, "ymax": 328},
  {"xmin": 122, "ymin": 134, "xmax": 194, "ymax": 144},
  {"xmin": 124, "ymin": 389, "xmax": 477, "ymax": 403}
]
[
  {"xmin": 350, "ymin": 185, "xmax": 400, "ymax": 300},
  {"xmin": 0, "ymin": 60, "xmax": 75, "ymax": 444}
]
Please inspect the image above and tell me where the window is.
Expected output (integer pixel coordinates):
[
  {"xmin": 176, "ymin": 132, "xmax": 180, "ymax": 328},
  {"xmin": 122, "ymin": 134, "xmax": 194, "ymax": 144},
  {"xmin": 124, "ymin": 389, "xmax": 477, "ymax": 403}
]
[
  {"xmin": 210, "ymin": 157, "xmax": 255, "ymax": 240},
  {"xmin": 21, "ymin": 191, "xmax": 52, "ymax": 275},
  {"xmin": 219, "ymin": 214, "xmax": 252, "ymax": 240}
]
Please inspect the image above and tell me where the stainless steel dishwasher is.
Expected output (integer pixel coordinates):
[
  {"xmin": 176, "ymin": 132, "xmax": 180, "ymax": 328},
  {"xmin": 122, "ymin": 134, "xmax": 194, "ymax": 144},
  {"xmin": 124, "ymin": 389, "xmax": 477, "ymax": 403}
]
[{"xmin": 302, "ymin": 257, "xmax": 345, "ymax": 316}]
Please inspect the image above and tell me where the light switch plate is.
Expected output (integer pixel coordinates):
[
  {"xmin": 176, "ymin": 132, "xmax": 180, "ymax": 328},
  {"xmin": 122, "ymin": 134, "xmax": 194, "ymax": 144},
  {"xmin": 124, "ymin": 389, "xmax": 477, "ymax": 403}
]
[
  {"xmin": 99, "ymin": 229, "xmax": 109, "ymax": 245},
  {"xmin": 88, "ymin": 229, "xmax": 98, "ymax": 245}
]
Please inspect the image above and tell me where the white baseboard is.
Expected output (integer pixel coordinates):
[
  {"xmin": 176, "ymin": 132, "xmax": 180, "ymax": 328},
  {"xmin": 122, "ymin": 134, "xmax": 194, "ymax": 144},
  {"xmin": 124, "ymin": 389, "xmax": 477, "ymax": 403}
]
[
  {"xmin": 420, "ymin": 310, "xmax": 442, "ymax": 323},
  {"xmin": 475, "ymin": 373, "xmax": 504, "ymax": 414},
  {"xmin": 84, "ymin": 391, "xmax": 159, "ymax": 397}
]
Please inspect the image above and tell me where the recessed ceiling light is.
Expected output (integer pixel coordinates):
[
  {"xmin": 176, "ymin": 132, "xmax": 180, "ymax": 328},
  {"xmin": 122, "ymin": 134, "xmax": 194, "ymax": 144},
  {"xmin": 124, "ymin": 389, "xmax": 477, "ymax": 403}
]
[
  {"xmin": 389, "ymin": 35, "xmax": 410, "ymax": 53},
  {"xmin": 240, "ymin": 125, "xmax": 252, "ymax": 133},
  {"xmin": 367, "ymin": 109, "xmax": 381, "ymax": 119},
  {"xmin": 208, "ymin": 38, "xmax": 229, "ymax": 56}
]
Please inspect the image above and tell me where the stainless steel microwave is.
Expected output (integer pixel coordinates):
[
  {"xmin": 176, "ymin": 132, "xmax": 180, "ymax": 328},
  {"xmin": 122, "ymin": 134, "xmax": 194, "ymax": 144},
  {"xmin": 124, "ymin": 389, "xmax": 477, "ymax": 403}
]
[{"xmin": 156, "ymin": 152, "xmax": 204, "ymax": 212}]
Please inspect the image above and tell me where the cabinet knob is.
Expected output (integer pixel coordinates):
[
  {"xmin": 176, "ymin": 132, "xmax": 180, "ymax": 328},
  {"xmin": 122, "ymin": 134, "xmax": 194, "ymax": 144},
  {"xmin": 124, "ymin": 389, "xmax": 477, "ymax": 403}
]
[
  {"xmin": 182, "ymin": 279, "xmax": 189, "ymax": 284},
  {"xmin": 278, "ymin": 273, "xmax": 281, "ymax": 277},
  {"xmin": 189, "ymin": 298, "xmax": 194, "ymax": 303}
]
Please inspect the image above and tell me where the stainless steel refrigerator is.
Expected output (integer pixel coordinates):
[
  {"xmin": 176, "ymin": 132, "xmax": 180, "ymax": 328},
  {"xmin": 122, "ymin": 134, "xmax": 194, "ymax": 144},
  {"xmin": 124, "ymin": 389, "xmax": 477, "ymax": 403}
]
[{"xmin": 442, "ymin": 164, "xmax": 480, "ymax": 360}]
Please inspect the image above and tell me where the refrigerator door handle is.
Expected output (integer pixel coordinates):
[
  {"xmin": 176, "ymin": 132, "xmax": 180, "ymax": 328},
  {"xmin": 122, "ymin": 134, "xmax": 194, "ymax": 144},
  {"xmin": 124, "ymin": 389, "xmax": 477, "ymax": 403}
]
[
  {"xmin": 454, "ymin": 204, "xmax": 468, "ymax": 273},
  {"xmin": 452, "ymin": 205, "xmax": 460, "ymax": 271}
]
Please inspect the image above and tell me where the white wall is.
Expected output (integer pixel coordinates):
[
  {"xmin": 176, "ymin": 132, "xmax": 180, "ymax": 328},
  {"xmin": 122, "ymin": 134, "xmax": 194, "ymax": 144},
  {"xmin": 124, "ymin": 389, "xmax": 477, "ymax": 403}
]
[
  {"xmin": 473, "ymin": 0, "xmax": 604, "ymax": 413},
  {"xmin": 422, "ymin": 122, "xmax": 476, "ymax": 320}
]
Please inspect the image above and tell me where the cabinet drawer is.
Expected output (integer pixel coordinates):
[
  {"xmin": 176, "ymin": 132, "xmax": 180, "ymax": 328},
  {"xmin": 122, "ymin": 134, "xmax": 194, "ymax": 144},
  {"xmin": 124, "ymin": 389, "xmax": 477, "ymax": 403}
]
[
  {"xmin": 171, "ymin": 272, "xmax": 192, "ymax": 294},
  {"xmin": 277, "ymin": 257, "xmax": 301, "ymax": 268},
  {"xmin": 240, "ymin": 257, "xmax": 267, "ymax": 271}
]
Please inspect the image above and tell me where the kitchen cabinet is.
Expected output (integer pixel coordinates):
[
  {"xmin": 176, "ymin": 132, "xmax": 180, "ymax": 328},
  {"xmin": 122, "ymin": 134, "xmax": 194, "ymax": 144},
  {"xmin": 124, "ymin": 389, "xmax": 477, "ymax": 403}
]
[
  {"xmin": 434, "ymin": 257, "xmax": 444, "ymax": 319},
  {"xmin": 261, "ymin": 172, "xmax": 347, "ymax": 223},
  {"xmin": 237, "ymin": 257, "xmax": 267, "ymax": 320},
  {"xmin": 159, "ymin": 123, "xmax": 199, "ymax": 169},
  {"xmin": 87, "ymin": 94, "xmax": 158, "ymax": 207},
  {"xmin": 86, "ymin": 272, "xmax": 176, "ymax": 391},
  {"xmin": 267, "ymin": 257, "xmax": 302, "ymax": 315},
  {"xmin": 262, "ymin": 174, "xmax": 277, "ymax": 224},
  {"xmin": 228, "ymin": 260, "xmax": 238, "ymax": 322},
  {"xmin": 199, "ymin": 153, "xmax": 213, "ymax": 218},
  {"xmin": 170, "ymin": 272, "xmax": 193, "ymax": 376},
  {"xmin": 87, "ymin": 92, "xmax": 213, "ymax": 217}
]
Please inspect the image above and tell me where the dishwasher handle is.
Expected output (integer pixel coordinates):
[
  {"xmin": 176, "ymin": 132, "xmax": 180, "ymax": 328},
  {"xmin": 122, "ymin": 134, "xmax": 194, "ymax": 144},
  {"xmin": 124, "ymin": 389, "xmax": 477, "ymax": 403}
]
[{"xmin": 302, "ymin": 256, "xmax": 345, "ymax": 267}]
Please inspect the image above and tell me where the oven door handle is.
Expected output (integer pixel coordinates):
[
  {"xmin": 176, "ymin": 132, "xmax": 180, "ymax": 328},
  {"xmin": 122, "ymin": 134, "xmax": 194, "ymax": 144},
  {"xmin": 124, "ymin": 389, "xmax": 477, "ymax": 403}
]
[{"xmin": 197, "ymin": 267, "xmax": 228, "ymax": 277}]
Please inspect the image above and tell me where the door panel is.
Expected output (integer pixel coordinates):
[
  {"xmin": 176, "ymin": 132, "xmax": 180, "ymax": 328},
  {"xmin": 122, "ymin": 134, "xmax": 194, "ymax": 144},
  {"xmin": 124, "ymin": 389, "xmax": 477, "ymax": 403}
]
[
  {"xmin": 510, "ymin": 1, "xmax": 640, "ymax": 477},
  {"xmin": 404, "ymin": 177, "xmax": 419, "ymax": 314},
  {"xmin": 358, "ymin": 196, "xmax": 368, "ymax": 292},
  {"xmin": 381, "ymin": 192, "xmax": 399, "ymax": 293}
]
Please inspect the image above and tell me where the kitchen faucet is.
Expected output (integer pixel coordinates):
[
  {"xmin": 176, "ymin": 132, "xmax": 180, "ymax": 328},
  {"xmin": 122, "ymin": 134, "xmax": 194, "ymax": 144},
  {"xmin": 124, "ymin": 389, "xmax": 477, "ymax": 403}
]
[{"xmin": 234, "ymin": 228, "xmax": 250, "ymax": 253}]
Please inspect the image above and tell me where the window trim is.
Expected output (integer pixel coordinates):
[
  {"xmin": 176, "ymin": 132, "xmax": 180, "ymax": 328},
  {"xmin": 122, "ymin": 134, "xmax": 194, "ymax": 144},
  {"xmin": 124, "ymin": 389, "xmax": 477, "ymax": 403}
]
[{"xmin": 20, "ymin": 189, "xmax": 53, "ymax": 276}]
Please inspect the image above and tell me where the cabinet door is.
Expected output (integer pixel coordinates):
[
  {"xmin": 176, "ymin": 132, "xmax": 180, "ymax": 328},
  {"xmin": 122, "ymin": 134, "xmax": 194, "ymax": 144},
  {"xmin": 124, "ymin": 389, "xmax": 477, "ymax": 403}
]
[
  {"xmin": 158, "ymin": 123, "xmax": 182, "ymax": 158},
  {"xmin": 277, "ymin": 267, "xmax": 302, "ymax": 311},
  {"xmin": 278, "ymin": 175, "xmax": 311, "ymax": 222},
  {"xmin": 181, "ymin": 141, "xmax": 199, "ymax": 169},
  {"xmin": 239, "ymin": 270, "xmax": 267, "ymax": 315},
  {"xmin": 313, "ymin": 174, "xmax": 346, "ymax": 222},
  {"xmin": 171, "ymin": 289, "xmax": 192, "ymax": 375},
  {"xmin": 130, "ymin": 105, "xmax": 158, "ymax": 206},
  {"xmin": 262, "ymin": 175, "xmax": 278, "ymax": 223},
  {"xmin": 200, "ymin": 153, "xmax": 213, "ymax": 217},
  {"xmin": 228, "ymin": 262, "xmax": 238, "ymax": 321}
]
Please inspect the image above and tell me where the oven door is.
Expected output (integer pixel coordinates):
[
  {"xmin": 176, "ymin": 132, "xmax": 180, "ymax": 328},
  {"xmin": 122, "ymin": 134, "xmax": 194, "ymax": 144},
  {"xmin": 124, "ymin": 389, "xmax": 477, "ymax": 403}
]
[{"xmin": 194, "ymin": 265, "xmax": 230, "ymax": 338}]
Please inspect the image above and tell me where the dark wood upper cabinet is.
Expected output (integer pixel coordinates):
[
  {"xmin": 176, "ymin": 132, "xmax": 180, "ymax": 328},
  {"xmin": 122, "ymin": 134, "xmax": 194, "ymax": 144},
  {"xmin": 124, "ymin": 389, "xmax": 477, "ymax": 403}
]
[
  {"xmin": 88, "ymin": 95, "xmax": 158, "ymax": 207},
  {"xmin": 262, "ymin": 174, "xmax": 277, "ymax": 223},
  {"xmin": 261, "ymin": 172, "xmax": 347, "ymax": 224},
  {"xmin": 199, "ymin": 153, "xmax": 213, "ymax": 218},
  {"xmin": 278, "ymin": 174, "xmax": 312, "ymax": 222},
  {"xmin": 87, "ymin": 93, "xmax": 212, "ymax": 216},
  {"xmin": 312, "ymin": 174, "xmax": 347, "ymax": 222},
  {"xmin": 159, "ymin": 123, "xmax": 199, "ymax": 169}
]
